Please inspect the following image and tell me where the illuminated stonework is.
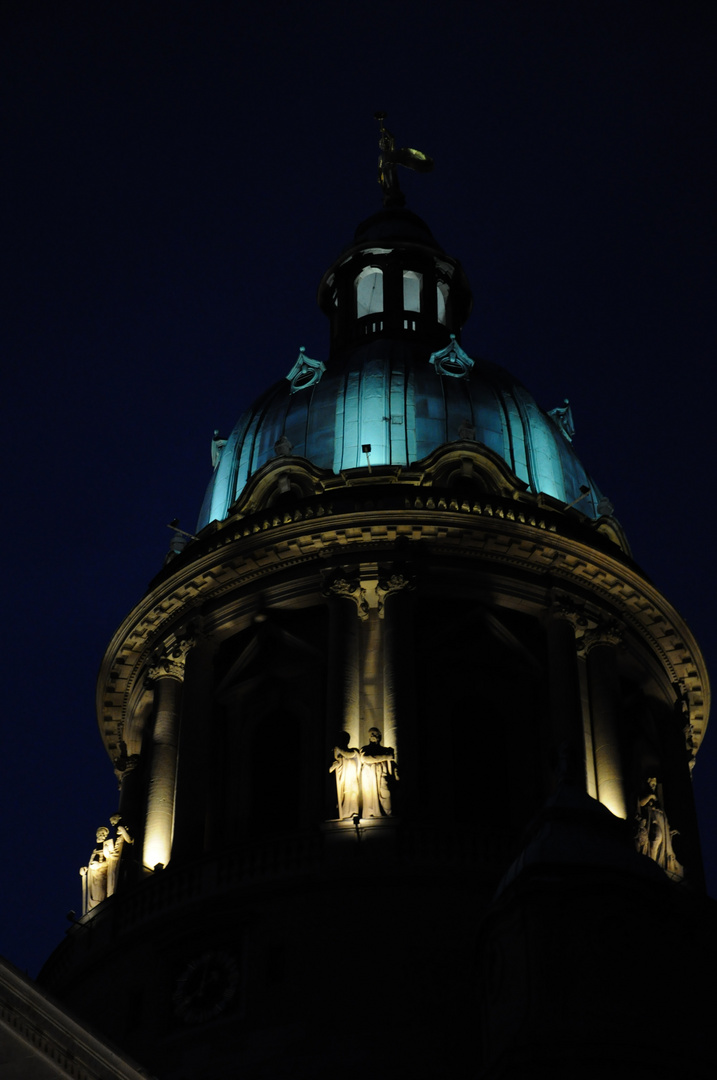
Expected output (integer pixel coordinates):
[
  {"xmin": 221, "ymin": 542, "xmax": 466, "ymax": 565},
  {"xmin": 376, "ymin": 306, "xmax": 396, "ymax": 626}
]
[{"xmin": 39, "ymin": 185, "xmax": 714, "ymax": 1080}]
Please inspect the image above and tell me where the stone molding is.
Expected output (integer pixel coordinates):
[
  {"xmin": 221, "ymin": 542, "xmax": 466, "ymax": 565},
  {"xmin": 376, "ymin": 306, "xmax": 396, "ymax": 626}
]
[
  {"xmin": 0, "ymin": 957, "xmax": 154, "ymax": 1079},
  {"xmin": 97, "ymin": 497, "xmax": 709, "ymax": 767}
]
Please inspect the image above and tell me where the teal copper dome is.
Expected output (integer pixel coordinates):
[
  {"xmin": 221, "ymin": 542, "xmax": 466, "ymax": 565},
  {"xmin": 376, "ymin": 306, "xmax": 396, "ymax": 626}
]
[{"xmin": 198, "ymin": 207, "xmax": 605, "ymax": 530}]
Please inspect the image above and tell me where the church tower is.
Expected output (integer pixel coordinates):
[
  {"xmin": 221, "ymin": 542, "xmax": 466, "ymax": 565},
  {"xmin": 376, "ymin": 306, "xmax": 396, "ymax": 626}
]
[{"xmin": 40, "ymin": 121, "xmax": 714, "ymax": 1078}]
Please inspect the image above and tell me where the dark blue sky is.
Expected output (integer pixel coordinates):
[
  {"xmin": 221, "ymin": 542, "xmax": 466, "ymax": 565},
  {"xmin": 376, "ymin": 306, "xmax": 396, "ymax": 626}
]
[{"xmin": 3, "ymin": 1, "xmax": 716, "ymax": 976}]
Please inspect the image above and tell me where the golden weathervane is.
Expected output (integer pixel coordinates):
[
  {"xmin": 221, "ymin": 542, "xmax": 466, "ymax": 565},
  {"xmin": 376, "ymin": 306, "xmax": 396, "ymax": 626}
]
[{"xmin": 375, "ymin": 112, "xmax": 433, "ymax": 207}]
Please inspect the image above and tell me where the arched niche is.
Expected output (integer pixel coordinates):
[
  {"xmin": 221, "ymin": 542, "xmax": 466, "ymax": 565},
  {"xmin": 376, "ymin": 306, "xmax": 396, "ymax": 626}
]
[
  {"xmin": 412, "ymin": 596, "xmax": 549, "ymax": 839},
  {"xmin": 595, "ymin": 518, "xmax": 632, "ymax": 557},
  {"xmin": 228, "ymin": 457, "xmax": 329, "ymax": 518},
  {"xmin": 419, "ymin": 443, "xmax": 528, "ymax": 501},
  {"xmin": 209, "ymin": 607, "xmax": 329, "ymax": 846}
]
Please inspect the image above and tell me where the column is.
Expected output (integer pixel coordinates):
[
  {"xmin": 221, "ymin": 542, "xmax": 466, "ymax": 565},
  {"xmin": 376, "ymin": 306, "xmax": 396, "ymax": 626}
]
[
  {"xmin": 582, "ymin": 622, "xmax": 626, "ymax": 819},
  {"xmin": 172, "ymin": 635, "xmax": 213, "ymax": 862},
  {"xmin": 143, "ymin": 638, "xmax": 194, "ymax": 871},
  {"xmin": 377, "ymin": 568, "xmax": 415, "ymax": 814},
  {"xmin": 545, "ymin": 597, "xmax": 588, "ymax": 789},
  {"xmin": 377, "ymin": 568, "xmax": 415, "ymax": 759},
  {"xmin": 323, "ymin": 563, "xmax": 413, "ymax": 821},
  {"xmin": 113, "ymin": 753, "xmax": 141, "ymax": 890},
  {"xmin": 323, "ymin": 570, "xmax": 366, "ymax": 748}
]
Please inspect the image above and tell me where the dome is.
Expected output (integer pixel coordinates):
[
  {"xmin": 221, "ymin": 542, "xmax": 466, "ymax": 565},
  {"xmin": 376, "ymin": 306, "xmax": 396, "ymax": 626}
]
[
  {"xmin": 351, "ymin": 205, "xmax": 443, "ymax": 249},
  {"xmin": 198, "ymin": 340, "xmax": 604, "ymax": 529},
  {"xmin": 198, "ymin": 208, "xmax": 605, "ymax": 530}
]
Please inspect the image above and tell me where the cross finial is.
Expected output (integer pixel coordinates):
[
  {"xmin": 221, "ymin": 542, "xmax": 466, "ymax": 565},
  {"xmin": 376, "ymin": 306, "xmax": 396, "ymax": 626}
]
[{"xmin": 374, "ymin": 112, "xmax": 434, "ymax": 208}]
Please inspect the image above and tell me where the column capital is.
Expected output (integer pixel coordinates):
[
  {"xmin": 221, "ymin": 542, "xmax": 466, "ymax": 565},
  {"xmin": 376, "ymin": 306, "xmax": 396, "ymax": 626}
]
[
  {"xmin": 113, "ymin": 750, "xmax": 141, "ymax": 786},
  {"xmin": 578, "ymin": 619, "xmax": 622, "ymax": 657},
  {"xmin": 148, "ymin": 638, "xmax": 195, "ymax": 682},
  {"xmin": 376, "ymin": 570, "xmax": 415, "ymax": 618},
  {"xmin": 322, "ymin": 570, "xmax": 370, "ymax": 621},
  {"xmin": 547, "ymin": 593, "xmax": 591, "ymax": 629},
  {"xmin": 547, "ymin": 594, "xmax": 621, "ymax": 656}
]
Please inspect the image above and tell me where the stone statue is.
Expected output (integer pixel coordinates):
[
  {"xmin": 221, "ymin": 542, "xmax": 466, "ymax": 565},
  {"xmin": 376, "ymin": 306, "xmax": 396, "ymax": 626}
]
[
  {"xmin": 273, "ymin": 434, "xmax": 293, "ymax": 457},
  {"xmin": 106, "ymin": 814, "xmax": 134, "ymax": 897},
  {"xmin": 635, "ymin": 777, "xmax": 684, "ymax": 881},
  {"xmin": 211, "ymin": 430, "xmax": 227, "ymax": 468},
  {"xmin": 80, "ymin": 817, "xmax": 135, "ymax": 913},
  {"xmin": 547, "ymin": 398, "xmax": 575, "ymax": 441},
  {"xmin": 80, "ymin": 826, "xmax": 111, "ymax": 913},
  {"xmin": 360, "ymin": 727, "xmax": 396, "ymax": 817},
  {"xmin": 329, "ymin": 733, "xmax": 361, "ymax": 820}
]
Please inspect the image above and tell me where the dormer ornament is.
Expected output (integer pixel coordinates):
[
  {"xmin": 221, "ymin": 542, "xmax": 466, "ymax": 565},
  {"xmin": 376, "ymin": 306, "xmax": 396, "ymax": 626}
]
[
  {"xmin": 429, "ymin": 335, "xmax": 474, "ymax": 379},
  {"xmin": 548, "ymin": 399, "xmax": 575, "ymax": 442},
  {"xmin": 285, "ymin": 347, "xmax": 325, "ymax": 393}
]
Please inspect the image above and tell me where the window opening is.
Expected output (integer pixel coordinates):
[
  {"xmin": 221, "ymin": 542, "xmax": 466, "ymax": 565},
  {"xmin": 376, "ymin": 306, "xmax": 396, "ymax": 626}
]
[
  {"xmin": 356, "ymin": 267, "xmax": 384, "ymax": 318},
  {"xmin": 403, "ymin": 270, "xmax": 422, "ymax": 313},
  {"xmin": 436, "ymin": 281, "xmax": 449, "ymax": 324}
]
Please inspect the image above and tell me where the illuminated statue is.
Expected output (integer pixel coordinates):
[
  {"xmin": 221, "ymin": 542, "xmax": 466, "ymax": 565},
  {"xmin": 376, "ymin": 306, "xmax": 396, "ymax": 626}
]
[
  {"xmin": 80, "ymin": 826, "xmax": 111, "ymax": 913},
  {"xmin": 375, "ymin": 112, "xmax": 433, "ymax": 208},
  {"xmin": 360, "ymin": 727, "xmax": 395, "ymax": 817},
  {"xmin": 635, "ymin": 777, "xmax": 684, "ymax": 881},
  {"xmin": 106, "ymin": 814, "xmax": 134, "ymax": 897},
  {"xmin": 329, "ymin": 733, "xmax": 361, "ymax": 819},
  {"xmin": 80, "ymin": 817, "xmax": 135, "ymax": 912}
]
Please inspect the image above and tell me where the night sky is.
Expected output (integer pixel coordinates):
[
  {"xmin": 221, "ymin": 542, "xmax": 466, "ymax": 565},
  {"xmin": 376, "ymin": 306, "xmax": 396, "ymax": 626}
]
[{"xmin": 3, "ymin": 2, "xmax": 716, "ymax": 977}]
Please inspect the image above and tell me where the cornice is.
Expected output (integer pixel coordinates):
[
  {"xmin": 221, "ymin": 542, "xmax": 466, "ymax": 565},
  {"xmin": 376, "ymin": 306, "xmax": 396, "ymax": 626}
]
[
  {"xmin": 97, "ymin": 487, "xmax": 709, "ymax": 767},
  {"xmin": 0, "ymin": 957, "xmax": 154, "ymax": 1079}
]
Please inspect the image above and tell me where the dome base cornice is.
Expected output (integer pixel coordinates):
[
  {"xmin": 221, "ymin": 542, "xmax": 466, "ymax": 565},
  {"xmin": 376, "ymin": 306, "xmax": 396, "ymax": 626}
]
[{"xmin": 98, "ymin": 472, "xmax": 708, "ymax": 773}]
